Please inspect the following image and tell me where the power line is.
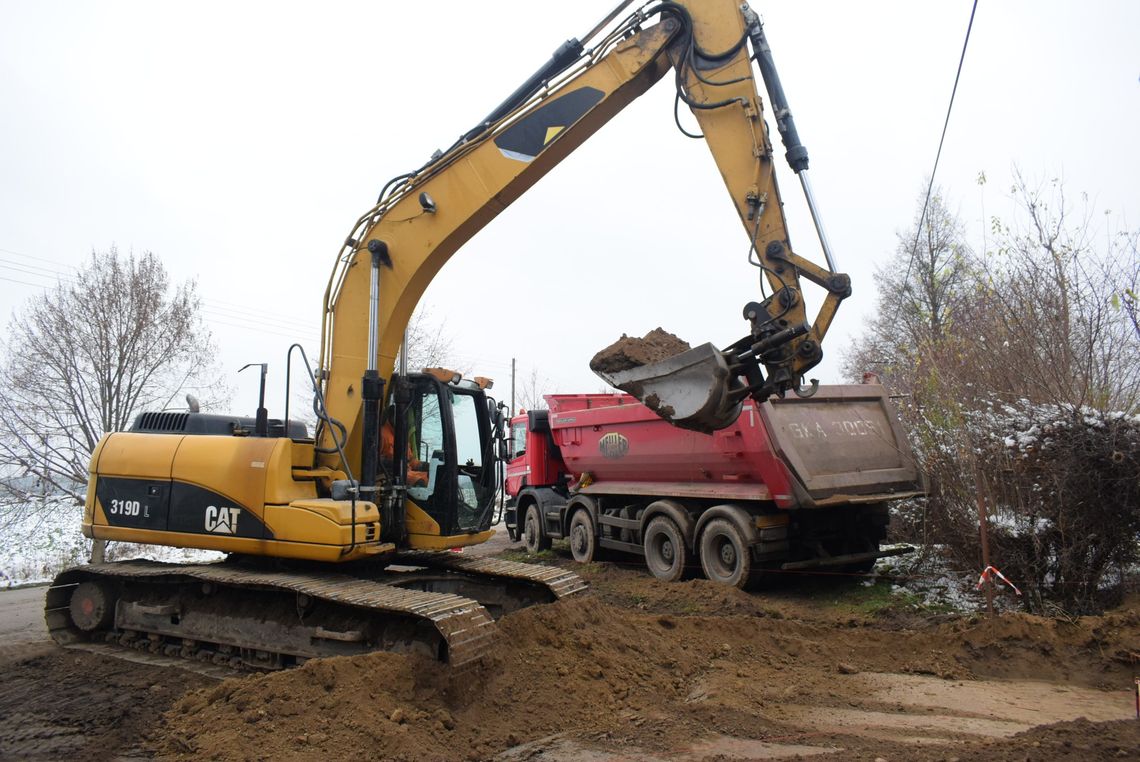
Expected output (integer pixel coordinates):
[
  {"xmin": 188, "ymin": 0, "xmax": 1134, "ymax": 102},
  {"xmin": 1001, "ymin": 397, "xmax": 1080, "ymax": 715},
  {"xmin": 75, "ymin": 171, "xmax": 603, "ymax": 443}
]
[
  {"xmin": 201, "ymin": 301, "xmax": 316, "ymax": 332},
  {"xmin": 201, "ymin": 304, "xmax": 316, "ymax": 334},
  {"xmin": 0, "ymin": 263, "xmax": 321, "ymax": 343},
  {"xmin": 0, "ymin": 243, "xmax": 321, "ymax": 335},
  {"xmin": 207, "ymin": 317, "xmax": 320, "ymax": 344},
  {"xmin": 0, "ymin": 243, "xmax": 480, "ymax": 357},
  {"xmin": 0, "ymin": 275, "xmax": 56, "ymax": 289},
  {"xmin": 0, "ymin": 260, "xmax": 77, "ymax": 283},
  {"xmin": 0, "ymin": 246, "xmax": 72, "ymax": 267},
  {"xmin": 894, "ymin": 0, "xmax": 980, "ymax": 317}
]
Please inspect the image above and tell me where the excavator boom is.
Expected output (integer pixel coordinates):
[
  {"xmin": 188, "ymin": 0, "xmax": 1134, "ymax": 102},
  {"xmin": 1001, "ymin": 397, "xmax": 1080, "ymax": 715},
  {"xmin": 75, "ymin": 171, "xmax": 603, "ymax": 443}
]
[{"xmin": 319, "ymin": 0, "xmax": 848, "ymax": 456}]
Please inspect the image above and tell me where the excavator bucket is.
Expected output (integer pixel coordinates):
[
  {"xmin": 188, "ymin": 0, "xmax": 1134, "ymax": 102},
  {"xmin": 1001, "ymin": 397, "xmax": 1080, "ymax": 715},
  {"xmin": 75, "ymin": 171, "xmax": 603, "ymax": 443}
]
[{"xmin": 594, "ymin": 343, "xmax": 742, "ymax": 433}]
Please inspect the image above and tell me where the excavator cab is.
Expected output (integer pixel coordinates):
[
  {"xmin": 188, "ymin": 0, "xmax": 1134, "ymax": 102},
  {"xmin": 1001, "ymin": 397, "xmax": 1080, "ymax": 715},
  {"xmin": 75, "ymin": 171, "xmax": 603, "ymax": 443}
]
[{"xmin": 384, "ymin": 373, "xmax": 498, "ymax": 538}]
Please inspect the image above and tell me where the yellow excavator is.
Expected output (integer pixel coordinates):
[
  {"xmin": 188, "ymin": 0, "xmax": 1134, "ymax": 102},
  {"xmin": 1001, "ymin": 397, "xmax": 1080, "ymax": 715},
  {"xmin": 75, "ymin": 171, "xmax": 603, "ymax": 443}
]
[{"xmin": 47, "ymin": 0, "xmax": 851, "ymax": 669}]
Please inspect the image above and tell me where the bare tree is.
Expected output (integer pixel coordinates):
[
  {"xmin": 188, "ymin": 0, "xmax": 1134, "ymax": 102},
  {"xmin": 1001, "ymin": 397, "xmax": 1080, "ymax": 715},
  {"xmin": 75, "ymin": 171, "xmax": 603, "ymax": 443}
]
[
  {"xmin": 842, "ymin": 185, "xmax": 974, "ymax": 393},
  {"xmin": 965, "ymin": 172, "xmax": 1140, "ymax": 410},
  {"xmin": 851, "ymin": 173, "xmax": 1140, "ymax": 611},
  {"xmin": 515, "ymin": 366, "xmax": 553, "ymax": 414},
  {"xmin": 398, "ymin": 304, "xmax": 467, "ymax": 376},
  {"xmin": 0, "ymin": 247, "xmax": 222, "ymax": 520}
]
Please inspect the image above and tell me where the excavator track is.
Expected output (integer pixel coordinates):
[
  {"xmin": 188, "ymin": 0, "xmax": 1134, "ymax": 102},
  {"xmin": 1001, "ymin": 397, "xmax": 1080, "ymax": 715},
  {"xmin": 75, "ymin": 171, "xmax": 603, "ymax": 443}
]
[
  {"xmin": 45, "ymin": 557, "xmax": 584, "ymax": 671},
  {"xmin": 395, "ymin": 553, "xmax": 588, "ymax": 599}
]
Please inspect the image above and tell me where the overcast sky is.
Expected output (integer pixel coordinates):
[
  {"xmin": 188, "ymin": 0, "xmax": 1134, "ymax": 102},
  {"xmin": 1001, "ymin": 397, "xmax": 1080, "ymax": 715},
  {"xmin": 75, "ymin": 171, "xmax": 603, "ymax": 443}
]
[{"xmin": 2, "ymin": 1, "xmax": 1137, "ymax": 417}]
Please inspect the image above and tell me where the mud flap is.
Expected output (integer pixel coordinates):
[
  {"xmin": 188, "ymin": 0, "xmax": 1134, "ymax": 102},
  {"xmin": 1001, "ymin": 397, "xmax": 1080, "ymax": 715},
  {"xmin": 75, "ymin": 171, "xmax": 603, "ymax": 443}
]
[{"xmin": 594, "ymin": 343, "xmax": 742, "ymax": 433}]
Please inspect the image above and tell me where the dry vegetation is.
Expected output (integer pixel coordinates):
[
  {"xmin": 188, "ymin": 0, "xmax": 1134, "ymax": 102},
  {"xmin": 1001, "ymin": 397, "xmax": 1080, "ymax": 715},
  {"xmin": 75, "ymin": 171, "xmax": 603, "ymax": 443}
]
[{"xmin": 845, "ymin": 173, "xmax": 1140, "ymax": 613}]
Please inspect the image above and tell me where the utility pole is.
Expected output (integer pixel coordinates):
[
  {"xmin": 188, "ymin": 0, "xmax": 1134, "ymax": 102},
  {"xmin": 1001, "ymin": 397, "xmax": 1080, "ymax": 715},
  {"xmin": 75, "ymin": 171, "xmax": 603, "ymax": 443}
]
[{"xmin": 511, "ymin": 358, "xmax": 516, "ymax": 415}]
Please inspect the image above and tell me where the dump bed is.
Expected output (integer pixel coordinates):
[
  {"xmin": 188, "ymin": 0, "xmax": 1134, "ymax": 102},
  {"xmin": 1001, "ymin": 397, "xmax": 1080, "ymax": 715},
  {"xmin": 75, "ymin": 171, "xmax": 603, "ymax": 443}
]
[{"xmin": 545, "ymin": 386, "xmax": 922, "ymax": 509}]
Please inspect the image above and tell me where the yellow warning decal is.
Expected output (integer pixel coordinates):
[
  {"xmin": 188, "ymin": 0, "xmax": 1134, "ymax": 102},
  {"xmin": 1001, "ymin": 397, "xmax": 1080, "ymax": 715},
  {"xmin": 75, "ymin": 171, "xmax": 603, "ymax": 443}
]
[{"xmin": 544, "ymin": 125, "xmax": 564, "ymax": 145}]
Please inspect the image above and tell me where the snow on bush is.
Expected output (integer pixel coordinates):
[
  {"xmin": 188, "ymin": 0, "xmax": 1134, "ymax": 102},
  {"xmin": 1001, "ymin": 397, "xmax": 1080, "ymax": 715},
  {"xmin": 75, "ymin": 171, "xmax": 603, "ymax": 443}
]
[{"xmin": 916, "ymin": 399, "xmax": 1140, "ymax": 614}]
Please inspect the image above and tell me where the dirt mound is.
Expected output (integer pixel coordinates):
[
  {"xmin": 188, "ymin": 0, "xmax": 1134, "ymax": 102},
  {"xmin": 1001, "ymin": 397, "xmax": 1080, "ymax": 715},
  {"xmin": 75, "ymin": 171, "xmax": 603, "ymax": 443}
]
[
  {"xmin": 1008, "ymin": 718, "xmax": 1140, "ymax": 759},
  {"xmin": 151, "ymin": 580, "xmax": 1140, "ymax": 761},
  {"xmin": 908, "ymin": 718, "xmax": 1140, "ymax": 761},
  {"xmin": 589, "ymin": 328, "xmax": 690, "ymax": 375},
  {"xmin": 582, "ymin": 563, "xmax": 775, "ymax": 617},
  {"xmin": 162, "ymin": 651, "xmax": 454, "ymax": 761},
  {"xmin": 155, "ymin": 598, "xmax": 786, "ymax": 761},
  {"xmin": 940, "ymin": 608, "xmax": 1140, "ymax": 685}
]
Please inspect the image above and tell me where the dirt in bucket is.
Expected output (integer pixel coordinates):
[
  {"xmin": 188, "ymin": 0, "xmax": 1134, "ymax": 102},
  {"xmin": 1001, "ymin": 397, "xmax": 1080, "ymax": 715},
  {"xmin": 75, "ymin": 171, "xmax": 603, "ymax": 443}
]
[{"xmin": 589, "ymin": 328, "xmax": 691, "ymax": 375}]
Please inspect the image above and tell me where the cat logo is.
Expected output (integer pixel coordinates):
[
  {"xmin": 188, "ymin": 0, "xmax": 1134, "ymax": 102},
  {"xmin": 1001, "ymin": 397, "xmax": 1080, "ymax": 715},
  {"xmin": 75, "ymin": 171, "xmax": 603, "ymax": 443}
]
[
  {"xmin": 205, "ymin": 505, "xmax": 241, "ymax": 534},
  {"xmin": 598, "ymin": 432, "xmax": 629, "ymax": 459}
]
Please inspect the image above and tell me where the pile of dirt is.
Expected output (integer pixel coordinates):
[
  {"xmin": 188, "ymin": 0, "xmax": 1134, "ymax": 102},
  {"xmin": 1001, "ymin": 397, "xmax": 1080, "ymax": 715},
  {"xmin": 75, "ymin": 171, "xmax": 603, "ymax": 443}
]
[
  {"xmin": 156, "ymin": 598, "xmax": 788, "ymax": 761},
  {"xmin": 151, "ymin": 576, "xmax": 1140, "ymax": 762},
  {"xmin": 913, "ymin": 718, "xmax": 1140, "ymax": 761},
  {"xmin": 948, "ymin": 607, "xmax": 1140, "ymax": 685},
  {"xmin": 589, "ymin": 328, "xmax": 690, "ymax": 375}
]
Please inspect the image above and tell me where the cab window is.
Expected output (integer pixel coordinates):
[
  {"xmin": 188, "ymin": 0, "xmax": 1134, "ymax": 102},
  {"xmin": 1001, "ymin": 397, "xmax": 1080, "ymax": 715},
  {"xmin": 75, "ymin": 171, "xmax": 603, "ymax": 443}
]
[{"xmin": 510, "ymin": 421, "xmax": 527, "ymax": 460}]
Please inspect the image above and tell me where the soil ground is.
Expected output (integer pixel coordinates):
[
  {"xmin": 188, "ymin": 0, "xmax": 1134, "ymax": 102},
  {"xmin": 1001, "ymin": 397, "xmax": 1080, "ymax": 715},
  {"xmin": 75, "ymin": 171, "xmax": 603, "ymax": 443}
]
[{"xmin": 2, "ymin": 533, "xmax": 1138, "ymax": 761}]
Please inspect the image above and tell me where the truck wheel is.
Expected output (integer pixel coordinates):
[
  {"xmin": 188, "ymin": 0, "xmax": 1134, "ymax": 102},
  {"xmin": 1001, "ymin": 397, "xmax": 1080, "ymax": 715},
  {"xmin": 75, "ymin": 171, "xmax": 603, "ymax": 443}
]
[
  {"xmin": 568, "ymin": 509, "xmax": 597, "ymax": 563},
  {"xmin": 643, "ymin": 516, "xmax": 686, "ymax": 582},
  {"xmin": 700, "ymin": 518, "xmax": 751, "ymax": 589},
  {"xmin": 524, "ymin": 505, "xmax": 551, "ymax": 553}
]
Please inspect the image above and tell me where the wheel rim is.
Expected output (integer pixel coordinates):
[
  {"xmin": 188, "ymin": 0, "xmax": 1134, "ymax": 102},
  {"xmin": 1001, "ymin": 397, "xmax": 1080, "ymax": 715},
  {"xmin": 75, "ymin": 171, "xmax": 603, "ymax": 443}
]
[
  {"xmin": 570, "ymin": 522, "xmax": 588, "ymax": 558},
  {"xmin": 647, "ymin": 525, "xmax": 679, "ymax": 575},
  {"xmin": 709, "ymin": 533, "xmax": 739, "ymax": 579},
  {"xmin": 719, "ymin": 540, "xmax": 737, "ymax": 567},
  {"xmin": 525, "ymin": 517, "xmax": 537, "ymax": 548}
]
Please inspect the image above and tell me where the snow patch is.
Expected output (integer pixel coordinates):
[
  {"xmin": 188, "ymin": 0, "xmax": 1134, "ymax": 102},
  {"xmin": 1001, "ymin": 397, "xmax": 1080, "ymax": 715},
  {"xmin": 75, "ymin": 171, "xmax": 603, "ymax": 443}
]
[{"xmin": 1, "ymin": 500, "xmax": 223, "ymax": 587}]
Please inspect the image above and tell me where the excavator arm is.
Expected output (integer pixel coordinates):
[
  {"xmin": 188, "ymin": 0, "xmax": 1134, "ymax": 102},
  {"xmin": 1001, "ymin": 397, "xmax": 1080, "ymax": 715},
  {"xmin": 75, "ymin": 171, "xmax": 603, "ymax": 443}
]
[{"xmin": 317, "ymin": 0, "xmax": 849, "ymax": 477}]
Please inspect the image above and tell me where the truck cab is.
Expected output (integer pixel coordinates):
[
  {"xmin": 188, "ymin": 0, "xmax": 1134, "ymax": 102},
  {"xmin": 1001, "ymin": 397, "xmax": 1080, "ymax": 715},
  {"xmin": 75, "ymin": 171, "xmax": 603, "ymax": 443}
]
[{"xmin": 504, "ymin": 409, "xmax": 566, "ymax": 548}]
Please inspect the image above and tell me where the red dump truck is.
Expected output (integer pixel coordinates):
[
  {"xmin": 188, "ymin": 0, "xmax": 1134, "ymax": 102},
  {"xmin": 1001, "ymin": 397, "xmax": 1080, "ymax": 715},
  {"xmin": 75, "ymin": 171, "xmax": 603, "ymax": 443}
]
[{"xmin": 504, "ymin": 386, "xmax": 923, "ymax": 587}]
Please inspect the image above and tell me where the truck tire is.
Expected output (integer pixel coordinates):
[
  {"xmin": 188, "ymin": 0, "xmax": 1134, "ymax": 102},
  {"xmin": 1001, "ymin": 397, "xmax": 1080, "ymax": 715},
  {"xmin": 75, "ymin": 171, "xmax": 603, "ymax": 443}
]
[
  {"xmin": 524, "ymin": 504, "xmax": 551, "ymax": 554},
  {"xmin": 568, "ymin": 509, "xmax": 597, "ymax": 564},
  {"xmin": 643, "ymin": 516, "xmax": 686, "ymax": 582},
  {"xmin": 699, "ymin": 518, "xmax": 751, "ymax": 589}
]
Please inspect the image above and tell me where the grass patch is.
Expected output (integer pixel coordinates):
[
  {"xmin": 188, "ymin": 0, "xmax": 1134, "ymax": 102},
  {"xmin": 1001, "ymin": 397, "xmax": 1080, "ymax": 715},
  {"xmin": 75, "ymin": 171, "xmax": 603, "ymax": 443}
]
[
  {"xmin": 828, "ymin": 580, "xmax": 950, "ymax": 617},
  {"xmin": 497, "ymin": 548, "xmax": 560, "ymax": 564}
]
